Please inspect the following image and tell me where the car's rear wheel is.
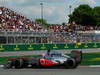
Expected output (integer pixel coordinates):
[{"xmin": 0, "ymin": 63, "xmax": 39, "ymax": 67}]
[{"xmin": 64, "ymin": 59, "xmax": 77, "ymax": 69}]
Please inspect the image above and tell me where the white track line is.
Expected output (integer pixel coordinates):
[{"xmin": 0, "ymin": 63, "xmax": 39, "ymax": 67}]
[
  {"xmin": 79, "ymin": 65, "xmax": 100, "ymax": 68},
  {"xmin": 0, "ymin": 65, "xmax": 4, "ymax": 68},
  {"xmin": 90, "ymin": 65, "xmax": 100, "ymax": 67},
  {"xmin": 0, "ymin": 65, "xmax": 100, "ymax": 68}
]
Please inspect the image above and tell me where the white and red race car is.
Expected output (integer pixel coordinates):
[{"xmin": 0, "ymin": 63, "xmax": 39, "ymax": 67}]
[{"xmin": 4, "ymin": 50, "xmax": 82, "ymax": 69}]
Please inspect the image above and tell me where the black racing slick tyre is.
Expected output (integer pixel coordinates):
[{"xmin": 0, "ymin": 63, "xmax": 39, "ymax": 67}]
[
  {"xmin": 14, "ymin": 59, "xmax": 24, "ymax": 69},
  {"xmin": 4, "ymin": 61, "xmax": 12, "ymax": 69},
  {"xmin": 64, "ymin": 59, "xmax": 78, "ymax": 69}
]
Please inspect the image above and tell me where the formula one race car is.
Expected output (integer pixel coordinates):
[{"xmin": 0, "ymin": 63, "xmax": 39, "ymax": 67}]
[{"xmin": 4, "ymin": 50, "xmax": 82, "ymax": 69}]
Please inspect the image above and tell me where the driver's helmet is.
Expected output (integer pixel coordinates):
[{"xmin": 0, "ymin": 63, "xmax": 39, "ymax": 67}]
[{"xmin": 41, "ymin": 53, "xmax": 46, "ymax": 57}]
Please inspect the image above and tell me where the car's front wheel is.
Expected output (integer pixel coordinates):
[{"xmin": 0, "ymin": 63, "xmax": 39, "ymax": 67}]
[
  {"xmin": 4, "ymin": 61, "xmax": 12, "ymax": 69},
  {"xmin": 13, "ymin": 59, "xmax": 24, "ymax": 69}
]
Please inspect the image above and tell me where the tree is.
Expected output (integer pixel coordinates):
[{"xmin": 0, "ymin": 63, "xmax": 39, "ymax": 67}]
[
  {"xmin": 35, "ymin": 18, "xmax": 49, "ymax": 27},
  {"xmin": 69, "ymin": 4, "xmax": 97, "ymax": 26},
  {"xmin": 93, "ymin": 6, "xmax": 100, "ymax": 26},
  {"xmin": 62, "ymin": 22, "xmax": 66, "ymax": 25}
]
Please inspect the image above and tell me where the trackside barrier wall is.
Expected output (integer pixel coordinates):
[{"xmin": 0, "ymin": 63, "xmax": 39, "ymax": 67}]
[{"xmin": 0, "ymin": 42, "xmax": 100, "ymax": 52}]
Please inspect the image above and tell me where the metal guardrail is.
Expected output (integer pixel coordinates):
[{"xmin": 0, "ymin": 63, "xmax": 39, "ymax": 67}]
[
  {"xmin": 0, "ymin": 32, "xmax": 100, "ymax": 44},
  {"xmin": 0, "ymin": 31, "xmax": 50, "ymax": 37}
]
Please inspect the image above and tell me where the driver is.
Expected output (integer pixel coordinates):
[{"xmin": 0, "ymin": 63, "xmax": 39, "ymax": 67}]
[{"xmin": 47, "ymin": 49, "xmax": 51, "ymax": 55}]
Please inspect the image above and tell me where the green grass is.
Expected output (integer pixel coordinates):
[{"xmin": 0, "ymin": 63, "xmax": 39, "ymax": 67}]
[
  {"xmin": 0, "ymin": 52, "xmax": 100, "ymax": 65},
  {"xmin": 81, "ymin": 52, "xmax": 100, "ymax": 65}
]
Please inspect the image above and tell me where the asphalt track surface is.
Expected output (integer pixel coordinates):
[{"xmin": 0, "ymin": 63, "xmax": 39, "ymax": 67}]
[
  {"xmin": 0, "ymin": 67, "xmax": 100, "ymax": 75},
  {"xmin": 0, "ymin": 49, "xmax": 100, "ymax": 57}
]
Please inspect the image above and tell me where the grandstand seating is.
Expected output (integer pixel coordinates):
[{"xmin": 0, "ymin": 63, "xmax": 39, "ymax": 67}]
[
  {"xmin": 0, "ymin": 7, "xmax": 100, "ymax": 33},
  {"xmin": 0, "ymin": 7, "xmax": 44, "ymax": 32},
  {"xmin": 0, "ymin": 7, "xmax": 100, "ymax": 44}
]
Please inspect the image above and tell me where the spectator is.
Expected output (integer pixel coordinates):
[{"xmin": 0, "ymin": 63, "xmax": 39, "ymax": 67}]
[{"xmin": 0, "ymin": 7, "xmax": 44, "ymax": 32}]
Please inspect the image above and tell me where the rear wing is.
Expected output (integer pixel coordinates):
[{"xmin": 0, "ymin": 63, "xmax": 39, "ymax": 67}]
[{"xmin": 71, "ymin": 50, "xmax": 82, "ymax": 64}]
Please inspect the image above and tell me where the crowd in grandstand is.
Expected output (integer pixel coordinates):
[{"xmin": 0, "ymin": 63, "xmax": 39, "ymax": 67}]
[
  {"xmin": 0, "ymin": 7, "xmax": 47, "ymax": 32},
  {"xmin": 0, "ymin": 7, "xmax": 100, "ymax": 33},
  {"xmin": 49, "ymin": 24, "xmax": 100, "ymax": 32},
  {"xmin": 0, "ymin": 7, "xmax": 100, "ymax": 44}
]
